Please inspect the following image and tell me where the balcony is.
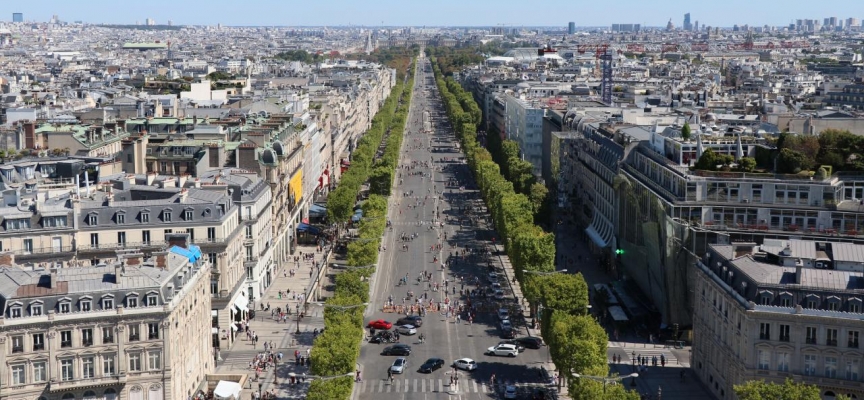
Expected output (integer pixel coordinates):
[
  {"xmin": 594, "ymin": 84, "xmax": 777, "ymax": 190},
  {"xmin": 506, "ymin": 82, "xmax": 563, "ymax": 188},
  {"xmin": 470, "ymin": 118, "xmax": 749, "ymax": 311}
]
[
  {"xmin": 148, "ymin": 332, "xmax": 159, "ymax": 340},
  {"xmin": 850, "ymin": 340, "xmax": 859, "ymax": 349},
  {"xmin": 61, "ymin": 341, "xmax": 72, "ymax": 348},
  {"xmin": 82, "ymin": 339, "xmax": 93, "ymax": 347},
  {"xmin": 48, "ymin": 373, "xmax": 126, "ymax": 392},
  {"xmin": 128, "ymin": 334, "xmax": 140, "ymax": 341},
  {"xmin": 102, "ymin": 337, "xmax": 113, "ymax": 344},
  {"xmin": 806, "ymin": 337, "xmax": 817, "ymax": 345},
  {"xmin": 33, "ymin": 343, "xmax": 44, "ymax": 351},
  {"xmin": 77, "ymin": 241, "xmax": 166, "ymax": 252},
  {"xmin": 12, "ymin": 244, "xmax": 75, "ymax": 256},
  {"xmin": 827, "ymin": 339, "xmax": 838, "ymax": 346},
  {"xmin": 12, "ymin": 345, "xmax": 23, "ymax": 353},
  {"xmin": 779, "ymin": 335, "xmax": 790, "ymax": 342}
]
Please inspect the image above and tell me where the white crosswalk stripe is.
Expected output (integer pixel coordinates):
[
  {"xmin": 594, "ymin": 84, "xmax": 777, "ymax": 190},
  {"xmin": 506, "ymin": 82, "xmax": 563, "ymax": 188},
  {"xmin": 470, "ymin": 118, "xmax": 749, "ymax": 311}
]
[
  {"xmin": 355, "ymin": 378, "xmax": 552, "ymax": 393},
  {"xmin": 620, "ymin": 348, "xmax": 678, "ymax": 365}
]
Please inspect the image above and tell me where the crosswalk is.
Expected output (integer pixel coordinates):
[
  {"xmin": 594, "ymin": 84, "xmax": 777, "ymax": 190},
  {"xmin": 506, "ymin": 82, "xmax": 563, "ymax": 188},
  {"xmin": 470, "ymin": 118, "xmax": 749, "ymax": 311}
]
[
  {"xmin": 608, "ymin": 343, "xmax": 679, "ymax": 366},
  {"xmin": 354, "ymin": 378, "xmax": 549, "ymax": 394}
]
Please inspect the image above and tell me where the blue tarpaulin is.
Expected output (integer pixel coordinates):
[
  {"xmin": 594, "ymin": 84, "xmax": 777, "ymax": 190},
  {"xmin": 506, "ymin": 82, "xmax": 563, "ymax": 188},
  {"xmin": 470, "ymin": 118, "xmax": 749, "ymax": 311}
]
[{"xmin": 169, "ymin": 244, "xmax": 202, "ymax": 263}]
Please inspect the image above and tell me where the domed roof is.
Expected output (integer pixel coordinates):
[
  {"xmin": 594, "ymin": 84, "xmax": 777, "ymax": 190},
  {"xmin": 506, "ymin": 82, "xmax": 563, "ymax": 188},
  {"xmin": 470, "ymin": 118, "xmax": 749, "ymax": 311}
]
[
  {"xmin": 272, "ymin": 141, "xmax": 284, "ymax": 156},
  {"xmin": 261, "ymin": 148, "xmax": 277, "ymax": 165}
]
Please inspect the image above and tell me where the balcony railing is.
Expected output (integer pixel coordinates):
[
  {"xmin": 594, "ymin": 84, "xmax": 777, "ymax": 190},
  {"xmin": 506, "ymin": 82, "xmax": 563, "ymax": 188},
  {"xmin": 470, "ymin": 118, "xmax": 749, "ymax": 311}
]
[
  {"xmin": 77, "ymin": 241, "xmax": 166, "ymax": 251},
  {"xmin": 849, "ymin": 340, "xmax": 859, "ymax": 348},
  {"xmin": 33, "ymin": 343, "xmax": 44, "ymax": 351},
  {"xmin": 806, "ymin": 337, "xmax": 817, "ymax": 344},
  {"xmin": 10, "ymin": 244, "xmax": 74, "ymax": 256},
  {"xmin": 827, "ymin": 339, "xmax": 838, "ymax": 346}
]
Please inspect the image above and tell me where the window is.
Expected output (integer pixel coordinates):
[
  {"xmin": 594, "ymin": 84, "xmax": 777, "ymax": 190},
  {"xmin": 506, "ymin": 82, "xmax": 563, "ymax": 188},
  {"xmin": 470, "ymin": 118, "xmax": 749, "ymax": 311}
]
[
  {"xmin": 804, "ymin": 354, "xmax": 818, "ymax": 376},
  {"xmin": 33, "ymin": 361, "xmax": 46, "ymax": 382},
  {"xmin": 116, "ymin": 213, "xmax": 125, "ymax": 224},
  {"xmin": 146, "ymin": 295, "xmax": 157, "ymax": 307},
  {"xmin": 90, "ymin": 233, "xmax": 99, "ymax": 248},
  {"xmin": 60, "ymin": 330, "xmax": 72, "ymax": 348},
  {"xmin": 852, "ymin": 302, "xmax": 861, "ymax": 313},
  {"xmin": 847, "ymin": 359, "xmax": 860, "ymax": 380},
  {"xmin": 806, "ymin": 327, "xmax": 818, "ymax": 344},
  {"xmin": 807, "ymin": 298, "xmax": 818, "ymax": 309},
  {"xmin": 88, "ymin": 214, "xmax": 97, "ymax": 225},
  {"xmin": 760, "ymin": 296, "xmax": 771, "ymax": 305},
  {"xmin": 245, "ymin": 246, "xmax": 253, "ymax": 261},
  {"xmin": 11, "ymin": 335, "xmax": 23, "ymax": 353},
  {"xmin": 148, "ymin": 323, "xmax": 159, "ymax": 339},
  {"xmin": 758, "ymin": 349, "xmax": 770, "ymax": 370},
  {"xmin": 103, "ymin": 356, "xmax": 115, "ymax": 375},
  {"xmin": 33, "ymin": 333, "xmax": 44, "ymax": 351},
  {"xmin": 207, "ymin": 227, "xmax": 216, "ymax": 241},
  {"xmin": 148, "ymin": 351, "xmax": 161, "ymax": 370},
  {"xmin": 11, "ymin": 364, "xmax": 25, "ymax": 385},
  {"xmin": 780, "ymin": 297, "xmax": 792, "ymax": 307},
  {"xmin": 759, "ymin": 323, "xmax": 771, "ymax": 340},
  {"xmin": 10, "ymin": 306, "xmax": 21, "ymax": 318},
  {"xmin": 128, "ymin": 324, "xmax": 140, "ymax": 341},
  {"xmin": 118, "ymin": 232, "xmax": 126, "ymax": 245},
  {"xmin": 82, "ymin": 357, "xmax": 94, "ymax": 378},
  {"xmin": 850, "ymin": 331, "xmax": 860, "ymax": 348},
  {"xmin": 826, "ymin": 356, "xmax": 838, "ymax": 378},
  {"xmin": 142, "ymin": 230, "xmax": 151, "ymax": 244},
  {"xmin": 827, "ymin": 328, "xmax": 839, "ymax": 346},
  {"xmin": 184, "ymin": 210, "xmax": 193, "ymax": 221},
  {"xmin": 141, "ymin": 212, "xmax": 150, "ymax": 223},
  {"xmin": 102, "ymin": 327, "xmax": 114, "ymax": 344},
  {"xmin": 22, "ymin": 239, "xmax": 32, "ymax": 253},
  {"xmin": 779, "ymin": 324, "xmax": 790, "ymax": 342},
  {"xmin": 777, "ymin": 352, "xmax": 790, "ymax": 372},
  {"xmin": 81, "ymin": 299, "xmax": 91, "ymax": 312},
  {"xmin": 61, "ymin": 359, "xmax": 74, "ymax": 381},
  {"xmin": 127, "ymin": 296, "xmax": 138, "ymax": 308},
  {"xmin": 829, "ymin": 301, "xmax": 840, "ymax": 311},
  {"xmin": 59, "ymin": 302, "xmax": 70, "ymax": 314},
  {"xmin": 103, "ymin": 297, "xmax": 113, "ymax": 310},
  {"xmin": 128, "ymin": 353, "xmax": 141, "ymax": 371},
  {"xmin": 245, "ymin": 225, "xmax": 253, "ymax": 239},
  {"xmin": 31, "ymin": 303, "xmax": 42, "ymax": 316},
  {"xmin": 163, "ymin": 211, "xmax": 172, "ymax": 222},
  {"xmin": 82, "ymin": 328, "xmax": 93, "ymax": 346}
]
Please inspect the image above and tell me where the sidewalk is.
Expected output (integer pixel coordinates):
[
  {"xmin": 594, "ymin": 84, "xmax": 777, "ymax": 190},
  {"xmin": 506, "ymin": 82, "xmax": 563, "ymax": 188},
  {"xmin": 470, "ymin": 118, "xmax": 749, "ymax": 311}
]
[{"xmin": 215, "ymin": 243, "xmax": 331, "ymax": 400}]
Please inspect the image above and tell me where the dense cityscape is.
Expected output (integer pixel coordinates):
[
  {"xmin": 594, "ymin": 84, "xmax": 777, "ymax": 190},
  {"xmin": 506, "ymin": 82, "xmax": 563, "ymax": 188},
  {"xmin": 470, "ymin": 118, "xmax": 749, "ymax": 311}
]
[{"xmin": 0, "ymin": 5, "xmax": 864, "ymax": 400}]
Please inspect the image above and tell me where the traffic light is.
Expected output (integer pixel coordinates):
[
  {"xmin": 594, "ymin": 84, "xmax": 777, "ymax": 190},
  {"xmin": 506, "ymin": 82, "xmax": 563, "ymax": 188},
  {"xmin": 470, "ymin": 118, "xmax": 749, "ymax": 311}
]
[{"xmin": 615, "ymin": 248, "xmax": 624, "ymax": 255}]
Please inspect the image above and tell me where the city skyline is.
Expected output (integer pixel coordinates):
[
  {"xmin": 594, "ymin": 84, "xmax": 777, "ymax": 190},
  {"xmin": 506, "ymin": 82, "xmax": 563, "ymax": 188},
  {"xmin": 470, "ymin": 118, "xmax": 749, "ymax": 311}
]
[{"xmin": 9, "ymin": 0, "xmax": 864, "ymax": 28}]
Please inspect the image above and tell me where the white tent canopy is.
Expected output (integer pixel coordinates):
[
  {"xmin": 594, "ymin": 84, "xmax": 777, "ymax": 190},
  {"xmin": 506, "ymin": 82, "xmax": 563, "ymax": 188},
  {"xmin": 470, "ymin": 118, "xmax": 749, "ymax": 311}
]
[{"xmin": 213, "ymin": 380, "xmax": 242, "ymax": 400}]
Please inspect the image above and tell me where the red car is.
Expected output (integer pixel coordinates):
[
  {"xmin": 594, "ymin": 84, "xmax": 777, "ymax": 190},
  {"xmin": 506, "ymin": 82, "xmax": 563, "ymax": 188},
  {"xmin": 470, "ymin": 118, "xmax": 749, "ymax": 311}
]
[{"xmin": 367, "ymin": 319, "xmax": 393, "ymax": 330}]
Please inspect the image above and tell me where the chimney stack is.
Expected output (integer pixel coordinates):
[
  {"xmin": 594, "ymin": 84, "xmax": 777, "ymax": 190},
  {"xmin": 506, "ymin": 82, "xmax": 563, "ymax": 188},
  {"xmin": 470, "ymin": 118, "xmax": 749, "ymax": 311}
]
[
  {"xmin": 114, "ymin": 263, "xmax": 125, "ymax": 283},
  {"xmin": 795, "ymin": 259, "xmax": 803, "ymax": 284},
  {"xmin": 49, "ymin": 268, "xmax": 58, "ymax": 289},
  {"xmin": 166, "ymin": 233, "xmax": 190, "ymax": 249}
]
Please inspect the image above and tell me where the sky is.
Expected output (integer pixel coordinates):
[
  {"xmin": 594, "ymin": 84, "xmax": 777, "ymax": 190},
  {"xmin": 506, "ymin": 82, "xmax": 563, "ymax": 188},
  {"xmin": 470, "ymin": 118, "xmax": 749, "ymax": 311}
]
[{"xmin": 10, "ymin": 0, "xmax": 864, "ymax": 28}]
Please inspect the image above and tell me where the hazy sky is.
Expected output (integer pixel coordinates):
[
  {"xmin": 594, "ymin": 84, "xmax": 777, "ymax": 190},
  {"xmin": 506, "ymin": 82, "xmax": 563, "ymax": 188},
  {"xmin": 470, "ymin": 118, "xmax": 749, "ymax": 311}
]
[{"xmin": 10, "ymin": 0, "xmax": 863, "ymax": 27}]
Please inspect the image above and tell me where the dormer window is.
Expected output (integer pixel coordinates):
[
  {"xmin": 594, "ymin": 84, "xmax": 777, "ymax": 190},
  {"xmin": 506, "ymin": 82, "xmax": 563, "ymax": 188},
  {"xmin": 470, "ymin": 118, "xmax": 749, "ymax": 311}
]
[
  {"xmin": 87, "ymin": 214, "xmax": 98, "ymax": 226},
  {"xmin": 140, "ymin": 212, "xmax": 150, "ymax": 223},
  {"xmin": 127, "ymin": 295, "xmax": 138, "ymax": 308},
  {"xmin": 59, "ymin": 302, "xmax": 70, "ymax": 314},
  {"xmin": 146, "ymin": 294, "xmax": 157, "ymax": 307},
  {"xmin": 850, "ymin": 298, "xmax": 862, "ymax": 313},
  {"xmin": 828, "ymin": 296, "xmax": 841, "ymax": 311},
  {"xmin": 103, "ymin": 298, "xmax": 114, "ymax": 310},
  {"xmin": 116, "ymin": 213, "xmax": 125, "ymax": 224},
  {"xmin": 5, "ymin": 218, "xmax": 30, "ymax": 230},
  {"xmin": 806, "ymin": 294, "xmax": 821, "ymax": 309},
  {"xmin": 184, "ymin": 209, "xmax": 193, "ymax": 221},
  {"xmin": 10, "ymin": 306, "xmax": 21, "ymax": 318},
  {"xmin": 162, "ymin": 211, "xmax": 172, "ymax": 222},
  {"xmin": 80, "ymin": 299, "xmax": 92, "ymax": 312},
  {"xmin": 30, "ymin": 303, "xmax": 42, "ymax": 316}
]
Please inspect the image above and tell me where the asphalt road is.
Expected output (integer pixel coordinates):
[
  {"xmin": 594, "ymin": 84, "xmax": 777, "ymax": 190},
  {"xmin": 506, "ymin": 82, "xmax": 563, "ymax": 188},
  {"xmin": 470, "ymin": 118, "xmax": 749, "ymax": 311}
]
[{"xmin": 352, "ymin": 53, "xmax": 554, "ymax": 400}]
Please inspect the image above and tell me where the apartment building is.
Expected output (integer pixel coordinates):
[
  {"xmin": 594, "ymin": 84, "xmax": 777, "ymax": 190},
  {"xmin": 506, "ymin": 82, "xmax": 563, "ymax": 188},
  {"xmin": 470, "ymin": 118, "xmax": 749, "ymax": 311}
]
[
  {"xmin": 504, "ymin": 93, "xmax": 546, "ymax": 176},
  {"xmin": 693, "ymin": 241, "xmax": 864, "ymax": 399},
  {"xmin": 0, "ymin": 237, "xmax": 212, "ymax": 400}
]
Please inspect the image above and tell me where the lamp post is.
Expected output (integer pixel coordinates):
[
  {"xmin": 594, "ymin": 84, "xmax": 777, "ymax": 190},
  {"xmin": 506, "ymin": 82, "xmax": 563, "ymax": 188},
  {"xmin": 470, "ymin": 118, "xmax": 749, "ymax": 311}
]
[{"xmin": 572, "ymin": 372, "xmax": 639, "ymax": 393}]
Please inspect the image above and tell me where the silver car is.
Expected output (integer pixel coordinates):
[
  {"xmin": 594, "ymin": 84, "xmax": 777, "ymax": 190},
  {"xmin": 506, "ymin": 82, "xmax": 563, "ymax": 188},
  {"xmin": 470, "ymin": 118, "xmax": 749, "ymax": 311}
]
[
  {"xmin": 390, "ymin": 357, "xmax": 407, "ymax": 374},
  {"xmin": 396, "ymin": 324, "xmax": 417, "ymax": 335}
]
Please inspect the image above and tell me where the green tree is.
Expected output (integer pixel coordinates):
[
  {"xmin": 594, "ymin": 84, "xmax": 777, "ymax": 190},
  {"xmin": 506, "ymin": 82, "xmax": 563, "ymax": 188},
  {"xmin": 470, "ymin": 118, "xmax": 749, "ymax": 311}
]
[
  {"xmin": 346, "ymin": 240, "xmax": 378, "ymax": 268},
  {"xmin": 306, "ymin": 377, "xmax": 354, "ymax": 400},
  {"xmin": 693, "ymin": 148, "xmax": 719, "ymax": 171},
  {"xmin": 681, "ymin": 122, "xmax": 692, "ymax": 141},
  {"xmin": 334, "ymin": 270, "xmax": 370, "ymax": 306},
  {"xmin": 737, "ymin": 157, "xmax": 757, "ymax": 172},
  {"xmin": 777, "ymin": 148, "xmax": 812, "ymax": 173},
  {"xmin": 733, "ymin": 378, "xmax": 825, "ymax": 400},
  {"xmin": 528, "ymin": 182, "xmax": 548, "ymax": 216}
]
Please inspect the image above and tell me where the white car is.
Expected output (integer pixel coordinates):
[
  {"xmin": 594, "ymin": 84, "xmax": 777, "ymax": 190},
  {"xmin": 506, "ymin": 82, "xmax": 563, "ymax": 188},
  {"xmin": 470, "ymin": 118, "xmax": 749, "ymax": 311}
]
[
  {"xmin": 453, "ymin": 358, "xmax": 477, "ymax": 371},
  {"xmin": 486, "ymin": 344, "xmax": 519, "ymax": 357},
  {"xmin": 504, "ymin": 385, "xmax": 518, "ymax": 399},
  {"xmin": 396, "ymin": 324, "xmax": 417, "ymax": 335},
  {"xmin": 499, "ymin": 320, "xmax": 512, "ymax": 331},
  {"xmin": 390, "ymin": 357, "xmax": 407, "ymax": 374},
  {"xmin": 497, "ymin": 308, "xmax": 510, "ymax": 321}
]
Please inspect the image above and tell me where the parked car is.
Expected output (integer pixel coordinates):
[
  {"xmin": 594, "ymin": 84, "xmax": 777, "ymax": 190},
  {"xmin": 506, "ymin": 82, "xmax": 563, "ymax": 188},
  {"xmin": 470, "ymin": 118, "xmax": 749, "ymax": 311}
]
[
  {"xmin": 419, "ymin": 357, "xmax": 445, "ymax": 373},
  {"xmin": 499, "ymin": 320, "xmax": 512, "ymax": 331},
  {"xmin": 486, "ymin": 344, "xmax": 519, "ymax": 357},
  {"xmin": 514, "ymin": 336, "xmax": 544, "ymax": 349},
  {"xmin": 494, "ymin": 290, "xmax": 505, "ymax": 300},
  {"xmin": 498, "ymin": 340, "xmax": 525, "ymax": 353},
  {"xmin": 367, "ymin": 320, "xmax": 392, "ymax": 330},
  {"xmin": 488, "ymin": 272, "xmax": 499, "ymax": 283},
  {"xmin": 500, "ymin": 328, "xmax": 516, "ymax": 339},
  {"xmin": 390, "ymin": 357, "xmax": 408, "ymax": 374},
  {"xmin": 396, "ymin": 315, "xmax": 423, "ymax": 327},
  {"xmin": 452, "ymin": 358, "xmax": 477, "ymax": 371},
  {"xmin": 497, "ymin": 308, "xmax": 510, "ymax": 321},
  {"xmin": 504, "ymin": 385, "xmax": 518, "ymax": 399},
  {"xmin": 396, "ymin": 325, "xmax": 417, "ymax": 335},
  {"xmin": 381, "ymin": 344, "xmax": 412, "ymax": 356}
]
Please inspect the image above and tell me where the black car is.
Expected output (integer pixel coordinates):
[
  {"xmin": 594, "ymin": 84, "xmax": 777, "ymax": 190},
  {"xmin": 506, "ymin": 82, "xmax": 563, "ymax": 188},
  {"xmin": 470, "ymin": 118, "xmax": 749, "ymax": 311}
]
[
  {"xmin": 396, "ymin": 315, "xmax": 423, "ymax": 327},
  {"xmin": 499, "ymin": 328, "xmax": 516, "ymax": 339},
  {"xmin": 382, "ymin": 344, "xmax": 412, "ymax": 356},
  {"xmin": 514, "ymin": 336, "xmax": 544, "ymax": 349},
  {"xmin": 498, "ymin": 340, "xmax": 525, "ymax": 352},
  {"xmin": 419, "ymin": 357, "xmax": 445, "ymax": 373}
]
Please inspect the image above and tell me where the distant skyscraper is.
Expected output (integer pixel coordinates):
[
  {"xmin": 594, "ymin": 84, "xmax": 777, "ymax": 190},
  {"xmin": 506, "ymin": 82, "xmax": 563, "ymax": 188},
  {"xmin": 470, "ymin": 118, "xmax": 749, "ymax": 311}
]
[
  {"xmin": 167, "ymin": 19, "xmax": 173, "ymax": 26},
  {"xmin": 683, "ymin": 13, "xmax": 692, "ymax": 31},
  {"xmin": 694, "ymin": 20, "xmax": 699, "ymax": 32},
  {"xmin": 568, "ymin": 21, "xmax": 575, "ymax": 34},
  {"xmin": 12, "ymin": 13, "xmax": 22, "ymax": 23}
]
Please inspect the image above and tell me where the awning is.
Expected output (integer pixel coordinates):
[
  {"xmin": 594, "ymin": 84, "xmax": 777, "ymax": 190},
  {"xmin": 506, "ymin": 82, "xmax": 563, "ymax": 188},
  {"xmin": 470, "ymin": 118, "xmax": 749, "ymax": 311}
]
[
  {"xmin": 608, "ymin": 305, "xmax": 629, "ymax": 322},
  {"xmin": 585, "ymin": 210, "xmax": 614, "ymax": 248},
  {"xmin": 309, "ymin": 204, "xmax": 327, "ymax": 214},
  {"xmin": 214, "ymin": 381, "xmax": 242, "ymax": 400},
  {"xmin": 585, "ymin": 226, "xmax": 608, "ymax": 248},
  {"xmin": 233, "ymin": 293, "xmax": 249, "ymax": 312},
  {"xmin": 297, "ymin": 223, "xmax": 321, "ymax": 235}
]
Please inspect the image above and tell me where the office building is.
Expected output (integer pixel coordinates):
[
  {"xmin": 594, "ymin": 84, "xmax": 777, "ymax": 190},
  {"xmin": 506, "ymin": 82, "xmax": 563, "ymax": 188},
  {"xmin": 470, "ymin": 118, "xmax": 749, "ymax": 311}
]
[
  {"xmin": 693, "ymin": 241, "xmax": 864, "ymax": 399},
  {"xmin": 11, "ymin": 13, "xmax": 22, "ymax": 23},
  {"xmin": 684, "ymin": 13, "xmax": 693, "ymax": 31},
  {"xmin": 0, "ymin": 237, "xmax": 213, "ymax": 400},
  {"xmin": 568, "ymin": 22, "xmax": 576, "ymax": 34},
  {"xmin": 611, "ymin": 23, "xmax": 641, "ymax": 32}
]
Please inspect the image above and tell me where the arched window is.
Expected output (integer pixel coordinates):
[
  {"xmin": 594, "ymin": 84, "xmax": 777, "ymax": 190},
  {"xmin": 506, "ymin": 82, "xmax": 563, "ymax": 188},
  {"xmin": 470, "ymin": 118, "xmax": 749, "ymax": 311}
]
[
  {"xmin": 104, "ymin": 388, "xmax": 118, "ymax": 400},
  {"xmin": 83, "ymin": 390, "xmax": 97, "ymax": 400},
  {"xmin": 62, "ymin": 394, "xmax": 76, "ymax": 400}
]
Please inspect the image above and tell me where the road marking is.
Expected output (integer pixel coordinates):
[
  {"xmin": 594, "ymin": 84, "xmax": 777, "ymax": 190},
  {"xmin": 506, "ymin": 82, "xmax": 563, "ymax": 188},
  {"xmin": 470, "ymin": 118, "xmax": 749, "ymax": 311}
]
[
  {"xmin": 360, "ymin": 380, "xmax": 366, "ymax": 392},
  {"xmin": 413, "ymin": 378, "xmax": 418, "ymax": 392},
  {"xmin": 395, "ymin": 378, "xmax": 400, "ymax": 392},
  {"xmin": 472, "ymin": 380, "xmax": 478, "ymax": 392},
  {"xmin": 386, "ymin": 380, "xmax": 392, "ymax": 392},
  {"xmin": 438, "ymin": 379, "xmax": 444, "ymax": 392},
  {"xmin": 378, "ymin": 380, "xmax": 383, "ymax": 392},
  {"xmin": 421, "ymin": 378, "xmax": 426, "ymax": 392}
]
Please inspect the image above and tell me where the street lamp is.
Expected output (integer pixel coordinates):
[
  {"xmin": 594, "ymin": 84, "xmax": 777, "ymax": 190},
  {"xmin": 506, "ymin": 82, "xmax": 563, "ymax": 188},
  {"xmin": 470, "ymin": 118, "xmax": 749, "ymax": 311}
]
[{"xmin": 572, "ymin": 372, "xmax": 639, "ymax": 392}]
